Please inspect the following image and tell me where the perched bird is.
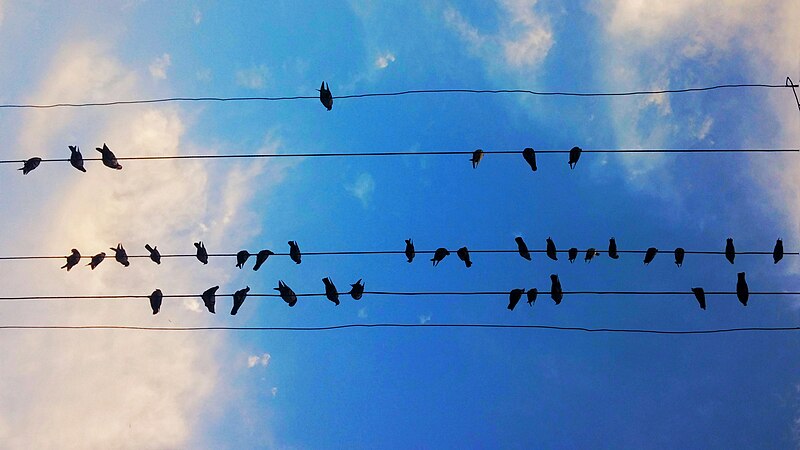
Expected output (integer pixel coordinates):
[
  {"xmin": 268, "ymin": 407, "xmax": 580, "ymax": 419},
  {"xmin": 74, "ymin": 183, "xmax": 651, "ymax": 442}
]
[
  {"xmin": 773, "ymin": 239, "xmax": 784, "ymax": 264},
  {"xmin": 674, "ymin": 247, "xmax": 685, "ymax": 267},
  {"xmin": 405, "ymin": 239, "xmax": 415, "ymax": 263},
  {"xmin": 87, "ymin": 252, "xmax": 106, "ymax": 270},
  {"xmin": 725, "ymin": 238, "xmax": 735, "ymax": 264},
  {"xmin": 608, "ymin": 238, "xmax": 619, "ymax": 259},
  {"xmin": 546, "ymin": 237, "xmax": 558, "ymax": 261},
  {"xmin": 252, "ymin": 249, "xmax": 275, "ymax": 271},
  {"xmin": 526, "ymin": 288, "xmax": 538, "ymax": 306},
  {"xmin": 550, "ymin": 274, "xmax": 563, "ymax": 305},
  {"xmin": 568, "ymin": 146, "xmax": 582, "ymax": 169},
  {"xmin": 96, "ymin": 144, "xmax": 122, "ymax": 170},
  {"xmin": 149, "ymin": 289, "xmax": 163, "ymax": 315},
  {"xmin": 61, "ymin": 249, "xmax": 81, "ymax": 271},
  {"xmin": 568, "ymin": 247, "xmax": 578, "ymax": 263},
  {"xmin": 508, "ymin": 289, "xmax": 524, "ymax": 311},
  {"xmin": 456, "ymin": 247, "xmax": 472, "ymax": 268},
  {"xmin": 643, "ymin": 247, "xmax": 658, "ymax": 265},
  {"xmin": 145, "ymin": 244, "xmax": 161, "ymax": 264},
  {"xmin": 318, "ymin": 81, "xmax": 333, "ymax": 111},
  {"xmin": 470, "ymin": 149, "xmax": 484, "ymax": 168},
  {"xmin": 431, "ymin": 248, "xmax": 450, "ymax": 266},
  {"xmin": 201, "ymin": 286, "xmax": 219, "ymax": 314},
  {"xmin": 110, "ymin": 243, "xmax": 129, "ymax": 267},
  {"xmin": 515, "ymin": 237, "xmax": 531, "ymax": 261},
  {"xmin": 736, "ymin": 272, "xmax": 749, "ymax": 306},
  {"xmin": 68, "ymin": 146, "xmax": 86, "ymax": 172},
  {"xmin": 522, "ymin": 147, "xmax": 537, "ymax": 172},
  {"xmin": 584, "ymin": 248, "xmax": 598, "ymax": 263},
  {"xmin": 274, "ymin": 281, "xmax": 297, "ymax": 307},
  {"xmin": 692, "ymin": 287, "xmax": 706, "ymax": 310},
  {"xmin": 231, "ymin": 286, "xmax": 250, "ymax": 315},
  {"xmin": 349, "ymin": 279, "xmax": 365, "ymax": 300},
  {"xmin": 235, "ymin": 250, "xmax": 251, "ymax": 269},
  {"xmin": 19, "ymin": 157, "xmax": 42, "ymax": 175},
  {"xmin": 194, "ymin": 241, "xmax": 208, "ymax": 264},
  {"xmin": 322, "ymin": 277, "xmax": 340, "ymax": 305},
  {"xmin": 288, "ymin": 241, "xmax": 302, "ymax": 264}
]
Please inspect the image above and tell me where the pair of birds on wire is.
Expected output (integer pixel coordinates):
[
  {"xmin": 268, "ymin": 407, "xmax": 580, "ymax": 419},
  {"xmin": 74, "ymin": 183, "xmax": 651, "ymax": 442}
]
[
  {"xmin": 234, "ymin": 241, "xmax": 302, "ymax": 269},
  {"xmin": 691, "ymin": 272, "xmax": 750, "ymax": 310},
  {"xmin": 19, "ymin": 144, "xmax": 122, "ymax": 175},
  {"xmin": 470, "ymin": 146, "xmax": 582, "ymax": 170}
]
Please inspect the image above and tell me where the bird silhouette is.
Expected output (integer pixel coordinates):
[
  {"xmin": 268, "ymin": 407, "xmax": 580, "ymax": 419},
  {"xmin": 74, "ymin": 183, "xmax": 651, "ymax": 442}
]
[
  {"xmin": 550, "ymin": 274, "xmax": 563, "ymax": 305},
  {"xmin": 431, "ymin": 248, "xmax": 450, "ymax": 266},
  {"xmin": 470, "ymin": 149, "xmax": 484, "ymax": 168},
  {"xmin": 252, "ymin": 249, "xmax": 274, "ymax": 271},
  {"xmin": 568, "ymin": 247, "xmax": 578, "ymax": 263},
  {"xmin": 456, "ymin": 247, "xmax": 472, "ymax": 268},
  {"xmin": 231, "ymin": 286, "xmax": 250, "ymax": 314},
  {"xmin": 235, "ymin": 250, "xmax": 251, "ymax": 269},
  {"xmin": 515, "ymin": 237, "xmax": 531, "ymax": 261},
  {"xmin": 318, "ymin": 81, "xmax": 333, "ymax": 111},
  {"xmin": 608, "ymin": 238, "xmax": 619, "ymax": 259},
  {"xmin": 508, "ymin": 289, "xmax": 524, "ymax": 311},
  {"xmin": 692, "ymin": 287, "xmax": 706, "ymax": 310},
  {"xmin": 584, "ymin": 248, "xmax": 598, "ymax": 263},
  {"xmin": 96, "ymin": 144, "xmax": 122, "ymax": 170},
  {"xmin": 546, "ymin": 237, "xmax": 558, "ymax": 261},
  {"xmin": 69, "ymin": 146, "xmax": 86, "ymax": 172},
  {"xmin": 568, "ymin": 146, "xmax": 582, "ymax": 169},
  {"xmin": 19, "ymin": 157, "xmax": 42, "ymax": 175},
  {"xmin": 674, "ymin": 247, "xmax": 685, "ymax": 267},
  {"xmin": 87, "ymin": 252, "xmax": 105, "ymax": 270},
  {"xmin": 405, "ymin": 239, "xmax": 415, "ymax": 263},
  {"xmin": 149, "ymin": 289, "xmax": 163, "ymax": 315},
  {"xmin": 61, "ymin": 249, "xmax": 81, "ymax": 271},
  {"xmin": 194, "ymin": 241, "xmax": 208, "ymax": 264},
  {"xmin": 144, "ymin": 244, "xmax": 161, "ymax": 264},
  {"xmin": 725, "ymin": 238, "xmax": 735, "ymax": 264},
  {"xmin": 643, "ymin": 247, "xmax": 658, "ymax": 265},
  {"xmin": 773, "ymin": 239, "xmax": 784, "ymax": 264},
  {"xmin": 274, "ymin": 281, "xmax": 297, "ymax": 307},
  {"xmin": 736, "ymin": 272, "xmax": 749, "ymax": 306},
  {"xmin": 522, "ymin": 147, "xmax": 537, "ymax": 172},
  {"xmin": 110, "ymin": 243, "xmax": 130, "ymax": 267},
  {"xmin": 526, "ymin": 288, "xmax": 538, "ymax": 306},
  {"xmin": 322, "ymin": 277, "xmax": 340, "ymax": 305},
  {"xmin": 288, "ymin": 241, "xmax": 302, "ymax": 264},
  {"xmin": 350, "ymin": 279, "xmax": 365, "ymax": 300},
  {"xmin": 201, "ymin": 286, "xmax": 219, "ymax": 314}
]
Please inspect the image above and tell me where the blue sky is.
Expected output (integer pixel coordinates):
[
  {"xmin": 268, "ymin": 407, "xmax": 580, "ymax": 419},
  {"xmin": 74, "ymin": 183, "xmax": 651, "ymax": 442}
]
[{"xmin": 0, "ymin": 1, "xmax": 798, "ymax": 448}]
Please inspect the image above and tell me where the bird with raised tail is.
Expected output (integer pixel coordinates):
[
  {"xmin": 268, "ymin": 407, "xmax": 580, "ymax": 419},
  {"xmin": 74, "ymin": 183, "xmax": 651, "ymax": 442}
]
[
  {"xmin": 97, "ymin": 143, "xmax": 122, "ymax": 170},
  {"xmin": 145, "ymin": 244, "xmax": 161, "ymax": 264},
  {"xmin": 194, "ymin": 241, "xmax": 208, "ymax": 264},
  {"xmin": 274, "ymin": 281, "xmax": 297, "ymax": 307},
  {"xmin": 318, "ymin": 81, "xmax": 333, "ymax": 110},
  {"xmin": 288, "ymin": 241, "xmax": 302, "ymax": 264},
  {"xmin": 546, "ymin": 237, "xmax": 558, "ymax": 261},
  {"xmin": 69, "ymin": 146, "xmax": 86, "ymax": 172},
  {"xmin": 231, "ymin": 286, "xmax": 250, "ymax": 314},
  {"xmin": 61, "ymin": 249, "xmax": 81, "ymax": 271},
  {"xmin": 110, "ymin": 243, "xmax": 129, "ymax": 267},
  {"xmin": 322, "ymin": 278, "xmax": 340, "ymax": 305},
  {"xmin": 350, "ymin": 279, "xmax": 365, "ymax": 300},
  {"xmin": 515, "ymin": 237, "xmax": 531, "ymax": 261}
]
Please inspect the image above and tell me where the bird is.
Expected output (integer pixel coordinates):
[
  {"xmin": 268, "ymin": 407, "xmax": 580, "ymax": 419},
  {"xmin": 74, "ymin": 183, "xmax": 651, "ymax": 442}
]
[
  {"xmin": 773, "ymin": 239, "xmax": 784, "ymax": 264},
  {"xmin": 87, "ymin": 252, "xmax": 105, "ymax": 270},
  {"xmin": 252, "ymin": 249, "xmax": 275, "ymax": 271},
  {"xmin": 61, "ymin": 249, "xmax": 81, "ymax": 271},
  {"xmin": 322, "ymin": 277, "xmax": 340, "ymax": 305},
  {"xmin": 288, "ymin": 241, "xmax": 302, "ymax": 264},
  {"xmin": 736, "ymin": 272, "xmax": 749, "ymax": 306},
  {"xmin": 643, "ymin": 247, "xmax": 658, "ymax": 265},
  {"xmin": 274, "ymin": 281, "xmax": 297, "ymax": 307},
  {"xmin": 68, "ymin": 146, "xmax": 86, "ymax": 172},
  {"xmin": 456, "ymin": 247, "xmax": 472, "ymax": 268},
  {"xmin": 568, "ymin": 146, "xmax": 582, "ymax": 169},
  {"xmin": 508, "ymin": 289, "xmax": 524, "ymax": 311},
  {"xmin": 431, "ymin": 248, "xmax": 450, "ymax": 266},
  {"xmin": 692, "ymin": 287, "xmax": 706, "ymax": 310},
  {"xmin": 144, "ymin": 244, "xmax": 161, "ymax": 264},
  {"xmin": 522, "ymin": 147, "xmax": 537, "ymax": 172},
  {"xmin": 318, "ymin": 81, "xmax": 333, "ymax": 110},
  {"xmin": 350, "ymin": 279, "xmax": 365, "ymax": 300},
  {"xmin": 725, "ymin": 238, "xmax": 735, "ymax": 264},
  {"xmin": 235, "ymin": 250, "xmax": 250, "ymax": 269},
  {"xmin": 19, "ymin": 157, "xmax": 42, "ymax": 175},
  {"xmin": 584, "ymin": 248, "xmax": 598, "ymax": 263},
  {"xmin": 568, "ymin": 247, "xmax": 578, "ymax": 263},
  {"xmin": 149, "ymin": 289, "xmax": 163, "ymax": 315},
  {"xmin": 96, "ymin": 144, "xmax": 122, "ymax": 170},
  {"xmin": 201, "ymin": 286, "xmax": 219, "ymax": 314},
  {"xmin": 405, "ymin": 239, "xmax": 415, "ymax": 263},
  {"xmin": 674, "ymin": 247, "xmax": 685, "ymax": 267},
  {"xmin": 194, "ymin": 241, "xmax": 208, "ymax": 264},
  {"xmin": 470, "ymin": 149, "xmax": 484, "ymax": 168},
  {"xmin": 550, "ymin": 274, "xmax": 563, "ymax": 305},
  {"xmin": 546, "ymin": 237, "xmax": 558, "ymax": 261},
  {"xmin": 231, "ymin": 286, "xmax": 250, "ymax": 315},
  {"xmin": 110, "ymin": 243, "xmax": 129, "ymax": 267},
  {"xmin": 526, "ymin": 288, "xmax": 538, "ymax": 306},
  {"xmin": 608, "ymin": 238, "xmax": 619, "ymax": 259},
  {"xmin": 515, "ymin": 237, "xmax": 531, "ymax": 261}
]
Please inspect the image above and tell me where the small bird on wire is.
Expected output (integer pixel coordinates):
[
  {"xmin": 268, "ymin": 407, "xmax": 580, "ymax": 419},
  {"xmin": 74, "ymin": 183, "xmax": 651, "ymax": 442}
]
[
  {"xmin": 643, "ymin": 247, "xmax": 658, "ymax": 265},
  {"xmin": 194, "ymin": 241, "xmax": 208, "ymax": 264},
  {"xmin": 19, "ymin": 157, "xmax": 41, "ymax": 175},
  {"xmin": 773, "ymin": 239, "xmax": 784, "ymax": 264},
  {"xmin": 201, "ymin": 286, "xmax": 219, "ymax": 314},
  {"xmin": 149, "ymin": 289, "xmax": 163, "ymax": 315},
  {"xmin": 692, "ymin": 287, "xmax": 706, "ymax": 310},
  {"xmin": 568, "ymin": 146, "xmax": 582, "ymax": 169},
  {"xmin": 608, "ymin": 238, "xmax": 619, "ymax": 259},
  {"xmin": 522, "ymin": 147, "xmax": 537, "ymax": 172},
  {"xmin": 470, "ymin": 149, "xmax": 484, "ymax": 168},
  {"xmin": 456, "ymin": 247, "xmax": 472, "ymax": 268},
  {"xmin": 69, "ymin": 146, "xmax": 86, "ymax": 172},
  {"xmin": 350, "ymin": 279, "xmax": 365, "ymax": 300},
  {"xmin": 725, "ymin": 238, "xmax": 736, "ymax": 264},
  {"xmin": 318, "ymin": 81, "xmax": 333, "ymax": 111},
  {"xmin": 550, "ymin": 274, "xmax": 563, "ymax": 305},
  {"xmin": 232, "ymin": 286, "xmax": 250, "ymax": 314},
  {"xmin": 288, "ymin": 241, "xmax": 302, "ymax": 264},
  {"xmin": 546, "ymin": 237, "xmax": 558, "ymax": 261},
  {"xmin": 87, "ymin": 252, "xmax": 105, "ymax": 270},
  {"xmin": 584, "ymin": 248, "xmax": 598, "ymax": 263},
  {"xmin": 568, "ymin": 247, "xmax": 578, "ymax": 263},
  {"xmin": 110, "ymin": 243, "xmax": 130, "ymax": 267},
  {"xmin": 526, "ymin": 288, "xmax": 538, "ymax": 306},
  {"xmin": 97, "ymin": 144, "xmax": 122, "ymax": 170},
  {"xmin": 322, "ymin": 277, "xmax": 340, "ymax": 305},
  {"xmin": 515, "ymin": 237, "xmax": 531, "ymax": 261},
  {"xmin": 405, "ymin": 239, "xmax": 415, "ymax": 263},
  {"xmin": 145, "ymin": 244, "xmax": 161, "ymax": 264},
  {"xmin": 431, "ymin": 248, "xmax": 450, "ymax": 266},
  {"xmin": 736, "ymin": 272, "xmax": 749, "ymax": 306},
  {"xmin": 253, "ymin": 249, "xmax": 275, "ymax": 271},
  {"xmin": 61, "ymin": 249, "xmax": 81, "ymax": 271},
  {"xmin": 508, "ymin": 289, "xmax": 524, "ymax": 311},
  {"xmin": 674, "ymin": 247, "xmax": 685, "ymax": 267},
  {"xmin": 274, "ymin": 281, "xmax": 297, "ymax": 307},
  {"xmin": 235, "ymin": 250, "xmax": 251, "ymax": 269}
]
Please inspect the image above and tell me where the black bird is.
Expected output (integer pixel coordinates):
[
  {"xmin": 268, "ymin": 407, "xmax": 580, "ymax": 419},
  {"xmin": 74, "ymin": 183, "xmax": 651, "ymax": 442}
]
[
  {"xmin": 149, "ymin": 289, "xmax": 163, "ymax": 315},
  {"xmin": 87, "ymin": 252, "xmax": 105, "ymax": 270},
  {"xmin": 405, "ymin": 239, "xmax": 415, "ymax": 263},
  {"xmin": 526, "ymin": 288, "xmax": 538, "ymax": 306},
  {"xmin": 231, "ymin": 286, "xmax": 250, "ymax": 315},
  {"xmin": 773, "ymin": 239, "xmax": 784, "ymax": 264},
  {"xmin": 568, "ymin": 146, "xmax": 582, "ymax": 169},
  {"xmin": 546, "ymin": 237, "xmax": 558, "ymax": 261},
  {"xmin": 470, "ymin": 149, "xmax": 484, "ymax": 168},
  {"xmin": 568, "ymin": 247, "xmax": 578, "ymax": 263},
  {"xmin": 19, "ymin": 157, "xmax": 42, "ymax": 175},
  {"xmin": 674, "ymin": 247, "xmax": 685, "ymax": 267},
  {"xmin": 515, "ymin": 237, "xmax": 531, "ymax": 261},
  {"xmin": 252, "ymin": 249, "xmax": 274, "ymax": 271},
  {"xmin": 508, "ymin": 289, "xmax": 524, "ymax": 311},
  {"xmin": 61, "ymin": 249, "xmax": 81, "ymax": 271},
  {"xmin": 692, "ymin": 287, "xmax": 706, "ymax": 310},
  {"xmin": 96, "ymin": 144, "xmax": 122, "ymax": 170},
  {"xmin": 194, "ymin": 241, "xmax": 208, "ymax": 264},
  {"xmin": 110, "ymin": 243, "xmax": 129, "ymax": 267},
  {"xmin": 456, "ymin": 247, "xmax": 472, "ymax": 268},
  {"xmin": 736, "ymin": 272, "xmax": 749, "ymax": 306},
  {"xmin": 431, "ymin": 248, "xmax": 450, "ymax": 266},
  {"xmin": 350, "ymin": 279, "xmax": 365, "ymax": 300},
  {"xmin": 584, "ymin": 248, "xmax": 598, "ymax": 263},
  {"xmin": 288, "ymin": 241, "xmax": 302, "ymax": 264},
  {"xmin": 318, "ymin": 81, "xmax": 333, "ymax": 111},
  {"xmin": 274, "ymin": 281, "xmax": 297, "ymax": 307},
  {"xmin": 69, "ymin": 145, "xmax": 86, "ymax": 172},
  {"xmin": 522, "ymin": 147, "xmax": 537, "ymax": 171},
  {"xmin": 643, "ymin": 247, "xmax": 658, "ymax": 265},
  {"xmin": 322, "ymin": 277, "xmax": 340, "ymax": 306},
  {"xmin": 145, "ymin": 244, "xmax": 161, "ymax": 264},
  {"xmin": 725, "ymin": 238, "xmax": 735, "ymax": 264},
  {"xmin": 550, "ymin": 274, "xmax": 563, "ymax": 305},
  {"xmin": 608, "ymin": 238, "xmax": 619, "ymax": 259},
  {"xmin": 235, "ymin": 250, "xmax": 251, "ymax": 269},
  {"xmin": 201, "ymin": 286, "xmax": 219, "ymax": 314}
]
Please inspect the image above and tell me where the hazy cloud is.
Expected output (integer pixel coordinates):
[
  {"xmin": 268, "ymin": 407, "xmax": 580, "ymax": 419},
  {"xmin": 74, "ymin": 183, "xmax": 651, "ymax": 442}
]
[
  {"xmin": 148, "ymin": 53, "xmax": 172, "ymax": 80},
  {"xmin": 346, "ymin": 173, "xmax": 376, "ymax": 207},
  {"xmin": 236, "ymin": 64, "xmax": 270, "ymax": 90},
  {"xmin": 375, "ymin": 52, "xmax": 396, "ymax": 69},
  {"xmin": 247, "ymin": 353, "xmax": 272, "ymax": 369}
]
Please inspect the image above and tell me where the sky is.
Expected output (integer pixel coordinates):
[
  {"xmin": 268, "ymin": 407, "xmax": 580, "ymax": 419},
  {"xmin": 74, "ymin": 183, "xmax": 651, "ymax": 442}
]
[{"xmin": 0, "ymin": 0, "xmax": 798, "ymax": 448}]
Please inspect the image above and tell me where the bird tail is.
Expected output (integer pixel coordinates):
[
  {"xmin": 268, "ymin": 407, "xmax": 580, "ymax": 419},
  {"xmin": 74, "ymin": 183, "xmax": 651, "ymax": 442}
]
[{"xmin": 145, "ymin": 244, "xmax": 154, "ymax": 252}]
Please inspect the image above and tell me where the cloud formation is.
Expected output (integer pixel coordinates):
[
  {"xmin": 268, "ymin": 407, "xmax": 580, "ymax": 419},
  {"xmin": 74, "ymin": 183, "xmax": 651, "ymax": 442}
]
[
  {"xmin": 148, "ymin": 53, "xmax": 171, "ymax": 80},
  {"xmin": 375, "ymin": 52, "xmax": 396, "ymax": 69},
  {"xmin": 236, "ymin": 64, "xmax": 270, "ymax": 90}
]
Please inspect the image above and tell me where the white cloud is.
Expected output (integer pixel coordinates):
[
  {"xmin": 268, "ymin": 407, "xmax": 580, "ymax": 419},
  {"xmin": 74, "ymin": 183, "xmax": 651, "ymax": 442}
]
[
  {"xmin": 375, "ymin": 52, "xmax": 396, "ymax": 69},
  {"xmin": 247, "ymin": 353, "xmax": 271, "ymax": 369},
  {"xmin": 270, "ymin": 387, "xmax": 278, "ymax": 398},
  {"xmin": 357, "ymin": 307, "xmax": 368, "ymax": 318},
  {"xmin": 193, "ymin": 7, "xmax": 202, "ymax": 25},
  {"xmin": 235, "ymin": 64, "xmax": 270, "ymax": 90},
  {"xmin": 148, "ymin": 53, "xmax": 171, "ymax": 80},
  {"xmin": 419, "ymin": 314, "xmax": 431, "ymax": 324},
  {"xmin": 346, "ymin": 172, "xmax": 376, "ymax": 207}
]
